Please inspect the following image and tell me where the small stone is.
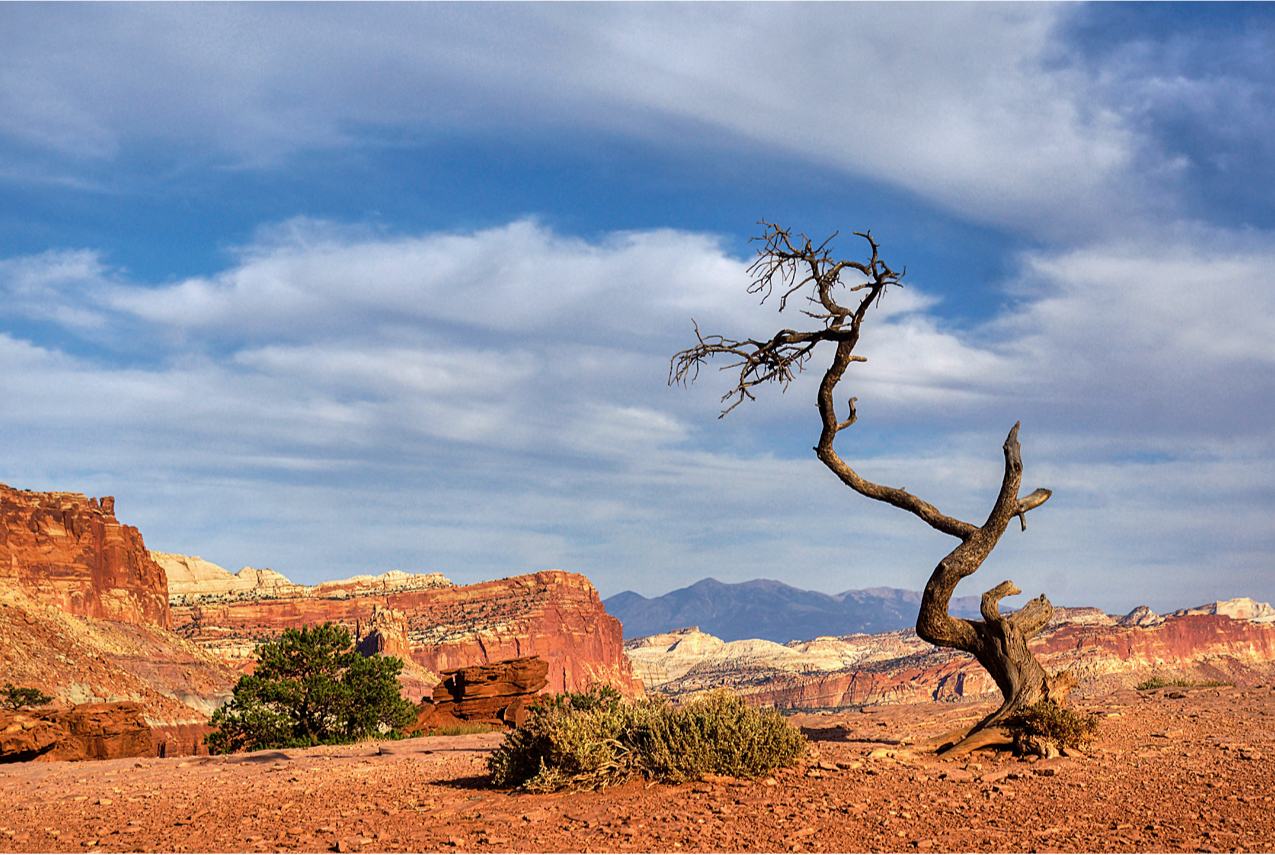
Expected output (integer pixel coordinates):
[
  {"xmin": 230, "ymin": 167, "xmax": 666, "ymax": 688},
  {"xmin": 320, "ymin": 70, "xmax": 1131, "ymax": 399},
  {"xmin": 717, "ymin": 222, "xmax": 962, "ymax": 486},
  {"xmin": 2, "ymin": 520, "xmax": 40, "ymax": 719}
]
[
  {"xmin": 818, "ymin": 760, "xmax": 838, "ymax": 771},
  {"xmin": 762, "ymin": 777, "xmax": 777, "ymax": 787},
  {"xmin": 96, "ymin": 798, "xmax": 113, "ymax": 806},
  {"xmin": 1035, "ymin": 767, "xmax": 1057, "ymax": 777}
]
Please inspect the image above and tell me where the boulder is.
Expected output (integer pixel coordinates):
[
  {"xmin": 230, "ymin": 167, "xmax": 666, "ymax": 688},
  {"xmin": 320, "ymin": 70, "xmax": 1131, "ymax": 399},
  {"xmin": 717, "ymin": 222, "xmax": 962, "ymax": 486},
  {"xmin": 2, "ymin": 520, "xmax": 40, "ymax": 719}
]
[{"xmin": 413, "ymin": 656, "xmax": 550, "ymax": 731}]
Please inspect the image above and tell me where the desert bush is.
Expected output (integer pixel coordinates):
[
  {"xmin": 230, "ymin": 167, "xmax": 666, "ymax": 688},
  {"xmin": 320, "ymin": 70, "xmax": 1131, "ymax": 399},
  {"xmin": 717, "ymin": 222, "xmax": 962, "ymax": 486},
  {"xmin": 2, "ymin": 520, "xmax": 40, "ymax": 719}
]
[
  {"xmin": 1136, "ymin": 676, "xmax": 1231, "ymax": 691},
  {"xmin": 206, "ymin": 623, "xmax": 415, "ymax": 753},
  {"xmin": 2, "ymin": 683, "xmax": 53, "ymax": 710},
  {"xmin": 487, "ymin": 687, "xmax": 806, "ymax": 792},
  {"xmin": 1005, "ymin": 700, "xmax": 1100, "ymax": 749}
]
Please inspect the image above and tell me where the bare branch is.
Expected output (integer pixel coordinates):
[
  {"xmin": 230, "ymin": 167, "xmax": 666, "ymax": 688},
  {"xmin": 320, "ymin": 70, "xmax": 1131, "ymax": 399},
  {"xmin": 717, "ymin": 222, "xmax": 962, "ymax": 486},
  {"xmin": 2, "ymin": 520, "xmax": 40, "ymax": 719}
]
[
  {"xmin": 1008, "ymin": 594, "xmax": 1054, "ymax": 639},
  {"xmin": 981, "ymin": 580, "xmax": 1021, "ymax": 624}
]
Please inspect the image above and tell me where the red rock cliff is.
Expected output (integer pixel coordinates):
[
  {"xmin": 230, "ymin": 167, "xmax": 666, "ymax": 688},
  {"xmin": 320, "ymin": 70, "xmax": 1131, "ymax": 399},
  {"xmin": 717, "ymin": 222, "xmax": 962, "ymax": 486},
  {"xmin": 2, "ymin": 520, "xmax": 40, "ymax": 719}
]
[
  {"xmin": 0, "ymin": 484, "xmax": 169, "ymax": 629},
  {"xmin": 639, "ymin": 613, "xmax": 1275, "ymax": 710},
  {"xmin": 172, "ymin": 570, "xmax": 643, "ymax": 697}
]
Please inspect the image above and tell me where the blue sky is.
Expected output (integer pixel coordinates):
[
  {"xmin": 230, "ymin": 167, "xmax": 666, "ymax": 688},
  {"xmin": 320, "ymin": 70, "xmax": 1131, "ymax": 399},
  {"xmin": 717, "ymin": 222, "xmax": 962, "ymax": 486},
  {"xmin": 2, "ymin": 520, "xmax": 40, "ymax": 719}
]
[{"xmin": 2, "ymin": 3, "xmax": 1273, "ymax": 614}]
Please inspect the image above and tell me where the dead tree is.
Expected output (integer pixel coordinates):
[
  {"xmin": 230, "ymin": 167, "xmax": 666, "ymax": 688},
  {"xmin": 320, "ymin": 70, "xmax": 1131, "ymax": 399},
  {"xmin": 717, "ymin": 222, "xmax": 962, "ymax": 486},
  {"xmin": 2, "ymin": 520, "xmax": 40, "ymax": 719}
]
[{"xmin": 671, "ymin": 222, "xmax": 1073, "ymax": 738}]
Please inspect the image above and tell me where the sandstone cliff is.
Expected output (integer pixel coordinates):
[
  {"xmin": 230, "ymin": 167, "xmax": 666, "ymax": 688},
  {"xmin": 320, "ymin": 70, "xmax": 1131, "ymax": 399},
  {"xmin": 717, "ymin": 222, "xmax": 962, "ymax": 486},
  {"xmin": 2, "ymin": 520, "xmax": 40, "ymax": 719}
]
[
  {"xmin": 170, "ymin": 567, "xmax": 643, "ymax": 699},
  {"xmin": 631, "ymin": 603, "xmax": 1275, "ymax": 709},
  {"xmin": 0, "ymin": 484, "xmax": 169, "ymax": 628}
]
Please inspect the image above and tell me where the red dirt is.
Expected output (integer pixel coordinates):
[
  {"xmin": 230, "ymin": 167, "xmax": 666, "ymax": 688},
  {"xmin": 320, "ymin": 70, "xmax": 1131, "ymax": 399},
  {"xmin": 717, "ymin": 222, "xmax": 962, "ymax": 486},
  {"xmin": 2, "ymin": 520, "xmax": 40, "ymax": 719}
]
[{"xmin": 1, "ymin": 684, "xmax": 1272, "ymax": 853}]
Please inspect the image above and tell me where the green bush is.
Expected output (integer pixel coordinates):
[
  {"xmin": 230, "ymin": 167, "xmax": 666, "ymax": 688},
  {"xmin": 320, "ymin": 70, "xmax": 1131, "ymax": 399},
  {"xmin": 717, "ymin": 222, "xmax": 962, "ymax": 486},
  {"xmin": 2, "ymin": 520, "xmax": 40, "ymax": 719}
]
[
  {"xmin": 1005, "ymin": 700, "xmax": 1101, "ymax": 749},
  {"xmin": 206, "ymin": 623, "xmax": 415, "ymax": 754},
  {"xmin": 487, "ymin": 687, "xmax": 806, "ymax": 792},
  {"xmin": 1136, "ymin": 676, "xmax": 1231, "ymax": 691},
  {"xmin": 2, "ymin": 683, "xmax": 53, "ymax": 710}
]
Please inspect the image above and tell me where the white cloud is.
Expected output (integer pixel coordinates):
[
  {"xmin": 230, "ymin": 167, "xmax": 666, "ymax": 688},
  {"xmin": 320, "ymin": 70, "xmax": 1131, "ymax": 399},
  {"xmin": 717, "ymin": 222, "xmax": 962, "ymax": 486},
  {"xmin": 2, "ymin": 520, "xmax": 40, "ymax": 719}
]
[
  {"xmin": 0, "ymin": 4, "xmax": 1148, "ymax": 238},
  {"xmin": 1, "ymin": 218, "xmax": 1273, "ymax": 610}
]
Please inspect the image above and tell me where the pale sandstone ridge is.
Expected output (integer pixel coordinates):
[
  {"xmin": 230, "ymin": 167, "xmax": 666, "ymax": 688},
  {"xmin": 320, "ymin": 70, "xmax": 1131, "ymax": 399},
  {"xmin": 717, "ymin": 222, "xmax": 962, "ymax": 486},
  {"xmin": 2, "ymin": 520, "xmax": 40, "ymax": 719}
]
[
  {"xmin": 632, "ymin": 603, "xmax": 1275, "ymax": 709},
  {"xmin": 152, "ymin": 552, "xmax": 453, "ymax": 602},
  {"xmin": 0, "ymin": 483, "xmax": 169, "ymax": 628},
  {"xmin": 153, "ymin": 553, "xmax": 295, "ymax": 597},
  {"xmin": 1173, "ymin": 597, "xmax": 1275, "ymax": 623}
]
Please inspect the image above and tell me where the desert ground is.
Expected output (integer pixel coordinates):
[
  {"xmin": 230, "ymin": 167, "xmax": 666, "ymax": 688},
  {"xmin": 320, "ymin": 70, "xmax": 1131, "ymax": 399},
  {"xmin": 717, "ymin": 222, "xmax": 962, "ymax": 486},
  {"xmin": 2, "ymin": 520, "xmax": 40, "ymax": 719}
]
[{"xmin": 1, "ymin": 684, "xmax": 1272, "ymax": 854}]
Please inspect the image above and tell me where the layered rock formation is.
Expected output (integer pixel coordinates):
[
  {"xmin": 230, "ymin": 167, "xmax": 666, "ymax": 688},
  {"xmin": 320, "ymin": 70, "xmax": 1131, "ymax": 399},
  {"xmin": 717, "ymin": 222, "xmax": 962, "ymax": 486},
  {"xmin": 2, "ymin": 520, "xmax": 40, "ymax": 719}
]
[
  {"xmin": 0, "ymin": 484, "xmax": 169, "ymax": 629},
  {"xmin": 0, "ymin": 589, "xmax": 238, "ymax": 733},
  {"xmin": 0, "ymin": 702, "xmax": 152, "ymax": 763},
  {"xmin": 413, "ymin": 656, "xmax": 550, "ymax": 731},
  {"xmin": 631, "ymin": 602, "xmax": 1275, "ymax": 709},
  {"xmin": 170, "ymin": 567, "xmax": 643, "ymax": 699}
]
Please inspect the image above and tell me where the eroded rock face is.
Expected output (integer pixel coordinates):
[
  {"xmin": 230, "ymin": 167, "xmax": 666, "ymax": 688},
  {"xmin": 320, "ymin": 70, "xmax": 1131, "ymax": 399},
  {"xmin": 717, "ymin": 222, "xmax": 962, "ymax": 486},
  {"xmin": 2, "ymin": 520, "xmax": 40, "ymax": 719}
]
[
  {"xmin": 0, "ymin": 484, "xmax": 169, "ymax": 629},
  {"xmin": 0, "ymin": 590, "xmax": 238, "ymax": 739},
  {"xmin": 0, "ymin": 702, "xmax": 152, "ymax": 763},
  {"xmin": 172, "ymin": 569, "xmax": 643, "ymax": 697},
  {"xmin": 634, "ymin": 609, "xmax": 1275, "ymax": 709}
]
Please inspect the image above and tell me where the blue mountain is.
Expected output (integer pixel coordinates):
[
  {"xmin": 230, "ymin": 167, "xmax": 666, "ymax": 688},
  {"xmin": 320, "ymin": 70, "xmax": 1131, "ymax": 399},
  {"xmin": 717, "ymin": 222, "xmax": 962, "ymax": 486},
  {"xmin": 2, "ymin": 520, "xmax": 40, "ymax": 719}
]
[{"xmin": 603, "ymin": 577, "xmax": 983, "ymax": 643}]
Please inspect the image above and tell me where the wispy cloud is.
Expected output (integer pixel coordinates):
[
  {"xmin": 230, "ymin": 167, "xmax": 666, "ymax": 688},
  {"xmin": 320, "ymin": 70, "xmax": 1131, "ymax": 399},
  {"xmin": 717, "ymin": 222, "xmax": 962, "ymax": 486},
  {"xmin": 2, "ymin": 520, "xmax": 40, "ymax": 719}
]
[{"xmin": 0, "ymin": 216, "xmax": 1272, "ymax": 610}]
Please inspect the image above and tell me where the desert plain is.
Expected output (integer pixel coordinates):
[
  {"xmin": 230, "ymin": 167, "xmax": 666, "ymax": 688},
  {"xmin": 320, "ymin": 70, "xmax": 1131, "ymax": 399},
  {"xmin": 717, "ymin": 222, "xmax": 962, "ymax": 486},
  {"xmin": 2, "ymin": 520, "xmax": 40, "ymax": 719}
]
[{"xmin": 2, "ymin": 682, "xmax": 1272, "ymax": 854}]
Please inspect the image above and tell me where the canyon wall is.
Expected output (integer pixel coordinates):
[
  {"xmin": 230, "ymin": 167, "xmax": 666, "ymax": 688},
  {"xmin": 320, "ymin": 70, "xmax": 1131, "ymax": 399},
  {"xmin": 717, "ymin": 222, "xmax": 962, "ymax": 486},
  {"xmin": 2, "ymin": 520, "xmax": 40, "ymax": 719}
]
[
  {"xmin": 631, "ymin": 603, "xmax": 1275, "ymax": 709},
  {"xmin": 0, "ymin": 484, "xmax": 169, "ymax": 629},
  {"xmin": 170, "ymin": 566, "xmax": 643, "ymax": 698}
]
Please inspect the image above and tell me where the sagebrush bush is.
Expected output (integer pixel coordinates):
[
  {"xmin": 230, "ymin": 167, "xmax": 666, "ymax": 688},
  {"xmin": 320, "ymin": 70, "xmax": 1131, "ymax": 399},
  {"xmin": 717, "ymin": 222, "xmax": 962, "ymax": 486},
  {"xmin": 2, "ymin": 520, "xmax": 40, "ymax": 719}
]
[
  {"xmin": 1005, "ymin": 700, "xmax": 1100, "ymax": 749},
  {"xmin": 1136, "ymin": 676, "xmax": 1231, "ymax": 691},
  {"xmin": 487, "ymin": 687, "xmax": 806, "ymax": 792}
]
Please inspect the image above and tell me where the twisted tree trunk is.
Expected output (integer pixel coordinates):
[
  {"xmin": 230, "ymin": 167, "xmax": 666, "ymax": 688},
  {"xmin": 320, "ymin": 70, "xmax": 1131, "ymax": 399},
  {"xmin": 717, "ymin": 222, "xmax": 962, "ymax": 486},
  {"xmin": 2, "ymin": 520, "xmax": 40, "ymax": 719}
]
[{"xmin": 912, "ymin": 425, "xmax": 1075, "ymax": 738}]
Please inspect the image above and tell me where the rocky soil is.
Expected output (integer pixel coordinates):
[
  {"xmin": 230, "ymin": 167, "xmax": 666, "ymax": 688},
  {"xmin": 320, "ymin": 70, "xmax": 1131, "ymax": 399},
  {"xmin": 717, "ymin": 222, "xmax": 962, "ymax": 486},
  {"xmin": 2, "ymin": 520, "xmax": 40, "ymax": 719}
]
[{"xmin": 2, "ymin": 684, "xmax": 1272, "ymax": 853}]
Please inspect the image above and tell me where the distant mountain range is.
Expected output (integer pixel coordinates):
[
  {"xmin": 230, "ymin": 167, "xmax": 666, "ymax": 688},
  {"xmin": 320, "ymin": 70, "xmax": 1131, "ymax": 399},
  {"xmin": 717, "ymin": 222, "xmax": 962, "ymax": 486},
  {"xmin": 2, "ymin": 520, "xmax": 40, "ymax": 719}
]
[{"xmin": 603, "ymin": 577, "xmax": 984, "ymax": 643}]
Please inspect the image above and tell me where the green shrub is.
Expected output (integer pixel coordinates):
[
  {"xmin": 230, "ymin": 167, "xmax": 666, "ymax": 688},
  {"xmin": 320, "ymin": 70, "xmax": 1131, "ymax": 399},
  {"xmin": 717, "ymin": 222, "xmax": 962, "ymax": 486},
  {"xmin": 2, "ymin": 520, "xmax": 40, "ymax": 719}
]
[
  {"xmin": 2, "ymin": 683, "xmax": 53, "ymax": 710},
  {"xmin": 487, "ymin": 687, "xmax": 806, "ymax": 792},
  {"xmin": 1136, "ymin": 676, "xmax": 1233, "ymax": 691},
  {"xmin": 1005, "ymin": 700, "xmax": 1100, "ymax": 749},
  {"xmin": 206, "ymin": 623, "xmax": 415, "ymax": 754}
]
